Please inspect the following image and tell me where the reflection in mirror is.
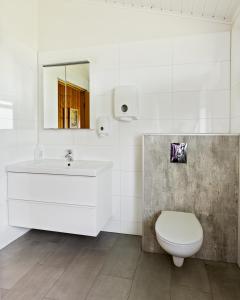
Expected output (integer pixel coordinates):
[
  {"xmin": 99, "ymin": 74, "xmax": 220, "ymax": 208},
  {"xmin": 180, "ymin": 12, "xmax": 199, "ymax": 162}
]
[
  {"xmin": 0, "ymin": 100, "xmax": 14, "ymax": 129},
  {"xmin": 43, "ymin": 62, "xmax": 90, "ymax": 129}
]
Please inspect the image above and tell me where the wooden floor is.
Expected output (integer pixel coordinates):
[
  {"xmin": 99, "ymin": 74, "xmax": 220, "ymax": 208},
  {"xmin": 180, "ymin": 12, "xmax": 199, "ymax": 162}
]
[{"xmin": 0, "ymin": 230, "xmax": 240, "ymax": 300}]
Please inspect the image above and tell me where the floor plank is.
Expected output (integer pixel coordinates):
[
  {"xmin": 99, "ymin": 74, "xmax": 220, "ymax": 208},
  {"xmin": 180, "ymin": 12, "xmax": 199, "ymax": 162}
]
[
  {"xmin": 101, "ymin": 235, "xmax": 141, "ymax": 279},
  {"xmin": 128, "ymin": 253, "xmax": 171, "ymax": 300},
  {"xmin": 86, "ymin": 275, "xmax": 132, "ymax": 300},
  {"xmin": 206, "ymin": 261, "xmax": 240, "ymax": 300},
  {"xmin": 171, "ymin": 258, "xmax": 211, "ymax": 293},
  {"xmin": 21, "ymin": 230, "xmax": 67, "ymax": 244},
  {"xmin": 3, "ymin": 263, "xmax": 64, "ymax": 300},
  {"xmin": 88, "ymin": 232, "xmax": 119, "ymax": 250},
  {"xmin": 0, "ymin": 289, "xmax": 9, "ymax": 300},
  {"xmin": 171, "ymin": 286, "xmax": 212, "ymax": 300},
  {"xmin": 0, "ymin": 240, "xmax": 57, "ymax": 289},
  {"xmin": 46, "ymin": 248, "xmax": 107, "ymax": 300},
  {"xmin": 39, "ymin": 235, "xmax": 84, "ymax": 268}
]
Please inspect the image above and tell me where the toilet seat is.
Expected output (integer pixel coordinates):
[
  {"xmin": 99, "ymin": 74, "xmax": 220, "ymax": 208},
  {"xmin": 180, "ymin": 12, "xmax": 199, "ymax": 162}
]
[
  {"xmin": 155, "ymin": 211, "xmax": 203, "ymax": 267},
  {"xmin": 155, "ymin": 211, "xmax": 203, "ymax": 246}
]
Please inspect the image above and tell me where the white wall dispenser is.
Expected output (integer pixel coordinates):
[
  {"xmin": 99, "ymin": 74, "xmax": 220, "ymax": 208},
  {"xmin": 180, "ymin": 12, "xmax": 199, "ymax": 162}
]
[
  {"xmin": 96, "ymin": 116, "xmax": 111, "ymax": 137},
  {"xmin": 113, "ymin": 86, "xmax": 139, "ymax": 122}
]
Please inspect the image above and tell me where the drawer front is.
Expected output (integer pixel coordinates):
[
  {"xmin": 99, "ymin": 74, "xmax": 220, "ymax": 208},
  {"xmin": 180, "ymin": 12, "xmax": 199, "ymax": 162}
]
[
  {"xmin": 8, "ymin": 172, "xmax": 97, "ymax": 206},
  {"xmin": 8, "ymin": 199, "xmax": 99, "ymax": 236}
]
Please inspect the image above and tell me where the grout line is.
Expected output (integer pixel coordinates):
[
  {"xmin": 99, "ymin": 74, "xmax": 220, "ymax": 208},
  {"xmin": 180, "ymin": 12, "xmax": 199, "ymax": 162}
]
[
  {"xmin": 204, "ymin": 261, "xmax": 215, "ymax": 300},
  {"xmin": 126, "ymin": 249, "xmax": 142, "ymax": 300},
  {"xmin": 170, "ymin": 37, "xmax": 174, "ymax": 132},
  {"xmin": 36, "ymin": 51, "xmax": 40, "ymax": 146},
  {"xmin": 117, "ymin": 43, "xmax": 123, "ymax": 235},
  {"xmin": 229, "ymin": 28, "xmax": 232, "ymax": 134}
]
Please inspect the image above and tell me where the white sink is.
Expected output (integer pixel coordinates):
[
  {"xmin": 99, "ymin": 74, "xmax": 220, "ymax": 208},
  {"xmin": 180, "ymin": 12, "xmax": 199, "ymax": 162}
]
[{"xmin": 6, "ymin": 159, "xmax": 113, "ymax": 177}]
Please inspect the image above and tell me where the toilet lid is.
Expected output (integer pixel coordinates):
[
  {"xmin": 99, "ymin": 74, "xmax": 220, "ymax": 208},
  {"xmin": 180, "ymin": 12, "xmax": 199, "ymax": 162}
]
[{"xmin": 155, "ymin": 211, "xmax": 203, "ymax": 245}]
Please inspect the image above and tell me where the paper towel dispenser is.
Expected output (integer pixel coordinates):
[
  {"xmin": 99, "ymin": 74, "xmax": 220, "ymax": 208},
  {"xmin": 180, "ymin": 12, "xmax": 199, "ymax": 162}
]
[{"xmin": 113, "ymin": 86, "xmax": 139, "ymax": 122}]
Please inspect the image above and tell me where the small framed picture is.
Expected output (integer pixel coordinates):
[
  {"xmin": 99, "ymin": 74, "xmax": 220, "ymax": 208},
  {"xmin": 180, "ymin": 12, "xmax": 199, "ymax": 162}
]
[
  {"xmin": 70, "ymin": 108, "xmax": 79, "ymax": 129},
  {"xmin": 170, "ymin": 143, "xmax": 187, "ymax": 163}
]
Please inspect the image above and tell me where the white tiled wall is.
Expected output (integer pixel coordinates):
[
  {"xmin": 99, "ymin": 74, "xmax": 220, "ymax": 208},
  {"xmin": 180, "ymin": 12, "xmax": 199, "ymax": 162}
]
[
  {"xmin": 231, "ymin": 12, "xmax": 240, "ymax": 267},
  {"xmin": 231, "ymin": 15, "xmax": 240, "ymax": 133},
  {"xmin": 38, "ymin": 31, "xmax": 231, "ymax": 235},
  {"xmin": 0, "ymin": 0, "xmax": 38, "ymax": 248}
]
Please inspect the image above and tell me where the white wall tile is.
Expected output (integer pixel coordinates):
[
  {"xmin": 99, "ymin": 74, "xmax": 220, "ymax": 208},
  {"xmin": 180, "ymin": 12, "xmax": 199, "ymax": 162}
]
[
  {"xmin": 39, "ymin": 129, "xmax": 73, "ymax": 145},
  {"xmin": 173, "ymin": 62, "xmax": 230, "ymax": 92},
  {"xmin": 120, "ymin": 66, "xmax": 172, "ymax": 94},
  {"xmin": 40, "ymin": 145, "xmax": 68, "ymax": 159},
  {"xmin": 111, "ymin": 195, "xmax": 121, "ymax": 221},
  {"xmin": 121, "ymin": 196, "xmax": 142, "ymax": 222},
  {"xmin": 231, "ymin": 117, "xmax": 240, "ymax": 133},
  {"xmin": 231, "ymin": 22, "xmax": 240, "ymax": 88},
  {"xmin": 231, "ymin": 83, "xmax": 240, "ymax": 118},
  {"xmin": 17, "ymin": 128, "xmax": 37, "ymax": 146},
  {"xmin": 0, "ymin": 129, "xmax": 17, "ymax": 147},
  {"xmin": 173, "ymin": 32, "xmax": 230, "ymax": 64},
  {"xmin": 0, "ymin": 175, "xmax": 7, "ymax": 204},
  {"xmin": 198, "ymin": 118, "xmax": 229, "ymax": 133},
  {"xmin": 120, "ymin": 38, "xmax": 172, "ymax": 67},
  {"xmin": 91, "ymin": 68, "xmax": 118, "ymax": 95},
  {"xmin": 140, "ymin": 93, "xmax": 172, "ymax": 120},
  {"xmin": 121, "ymin": 221, "xmax": 142, "ymax": 235},
  {"xmin": 72, "ymin": 130, "xmax": 89, "ymax": 146},
  {"xmin": 231, "ymin": 15, "xmax": 240, "ymax": 141},
  {"xmin": 78, "ymin": 145, "xmax": 121, "ymax": 171},
  {"xmin": 121, "ymin": 171, "xmax": 142, "ymax": 198},
  {"xmin": 172, "ymin": 119, "xmax": 200, "ymax": 133},
  {"xmin": 173, "ymin": 90, "xmax": 230, "ymax": 120},
  {"xmin": 94, "ymin": 93, "xmax": 113, "ymax": 117},
  {"xmin": 104, "ymin": 220, "xmax": 121, "ymax": 233},
  {"xmin": 103, "ymin": 190, "xmax": 121, "ymax": 233},
  {"xmin": 173, "ymin": 118, "xmax": 229, "ymax": 134},
  {"xmin": 112, "ymin": 170, "xmax": 121, "ymax": 196},
  {"xmin": 157, "ymin": 119, "xmax": 173, "ymax": 133},
  {"xmin": 119, "ymin": 120, "xmax": 160, "ymax": 146},
  {"xmin": 120, "ymin": 146, "xmax": 142, "ymax": 172},
  {"xmin": 88, "ymin": 45, "xmax": 119, "ymax": 69}
]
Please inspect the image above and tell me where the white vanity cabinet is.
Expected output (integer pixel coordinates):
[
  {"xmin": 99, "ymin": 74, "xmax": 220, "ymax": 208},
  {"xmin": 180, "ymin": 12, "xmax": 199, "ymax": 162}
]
[{"xmin": 7, "ymin": 160, "xmax": 113, "ymax": 236}]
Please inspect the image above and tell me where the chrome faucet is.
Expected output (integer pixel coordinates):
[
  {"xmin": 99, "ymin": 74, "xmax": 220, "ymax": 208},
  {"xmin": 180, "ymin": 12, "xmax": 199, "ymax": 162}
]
[{"xmin": 65, "ymin": 149, "xmax": 73, "ymax": 165}]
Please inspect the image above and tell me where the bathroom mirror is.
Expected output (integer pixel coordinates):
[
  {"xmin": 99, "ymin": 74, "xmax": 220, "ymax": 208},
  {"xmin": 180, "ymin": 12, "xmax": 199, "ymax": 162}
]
[{"xmin": 43, "ymin": 62, "xmax": 92, "ymax": 129}]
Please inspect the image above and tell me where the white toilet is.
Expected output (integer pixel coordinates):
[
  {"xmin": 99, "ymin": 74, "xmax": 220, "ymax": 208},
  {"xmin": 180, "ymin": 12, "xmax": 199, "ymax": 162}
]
[{"xmin": 155, "ymin": 211, "xmax": 203, "ymax": 267}]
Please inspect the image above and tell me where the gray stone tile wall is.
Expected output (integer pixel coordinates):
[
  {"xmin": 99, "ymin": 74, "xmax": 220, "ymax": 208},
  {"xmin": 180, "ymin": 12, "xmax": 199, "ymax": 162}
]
[{"xmin": 143, "ymin": 135, "xmax": 239, "ymax": 262}]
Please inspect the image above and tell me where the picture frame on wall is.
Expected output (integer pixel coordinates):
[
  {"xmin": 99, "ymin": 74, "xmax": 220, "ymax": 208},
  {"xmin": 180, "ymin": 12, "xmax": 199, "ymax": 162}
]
[{"xmin": 70, "ymin": 108, "xmax": 79, "ymax": 129}]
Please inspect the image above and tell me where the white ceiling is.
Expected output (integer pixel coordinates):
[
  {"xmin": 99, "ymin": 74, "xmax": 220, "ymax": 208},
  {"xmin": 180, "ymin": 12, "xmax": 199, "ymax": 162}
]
[{"xmin": 94, "ymin": 0, "xmax": 240, "ymax": 23}]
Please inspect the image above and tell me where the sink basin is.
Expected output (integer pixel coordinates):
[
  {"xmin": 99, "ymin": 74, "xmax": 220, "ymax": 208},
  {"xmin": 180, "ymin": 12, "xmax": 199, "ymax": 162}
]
[{"xmin": 6, "ymin": 159, "xmax": 113, "ymax": 177}]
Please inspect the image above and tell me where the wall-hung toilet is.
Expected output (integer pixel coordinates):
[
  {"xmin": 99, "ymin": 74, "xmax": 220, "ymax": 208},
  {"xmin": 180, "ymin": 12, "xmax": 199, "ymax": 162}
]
[{"xmin": 155, "ymin": 211, "xmax": 203, "ymax": 267}]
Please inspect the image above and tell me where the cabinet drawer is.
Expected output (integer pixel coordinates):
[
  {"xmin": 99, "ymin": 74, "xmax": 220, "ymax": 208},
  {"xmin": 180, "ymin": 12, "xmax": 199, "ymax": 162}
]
[
  {"xmin": 8, "ymin": 172, "xmax": 97, "ymax": 206},
  {"xmin": 8, "ymin": 199, "xmax": 99, "ymax": 236}
]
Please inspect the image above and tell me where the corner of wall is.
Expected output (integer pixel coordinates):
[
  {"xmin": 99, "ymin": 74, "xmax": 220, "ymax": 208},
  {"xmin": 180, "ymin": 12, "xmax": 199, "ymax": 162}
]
[{"xmin": 0, "ymin": 227, "xmax": 29, "ymax": 250}]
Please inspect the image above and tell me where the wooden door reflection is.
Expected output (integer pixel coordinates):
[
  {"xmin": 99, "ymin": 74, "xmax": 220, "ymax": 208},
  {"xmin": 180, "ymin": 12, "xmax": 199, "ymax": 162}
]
[{"xmin": 58, "ymin": 80, "xmax": 90, "ymax": 129}]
